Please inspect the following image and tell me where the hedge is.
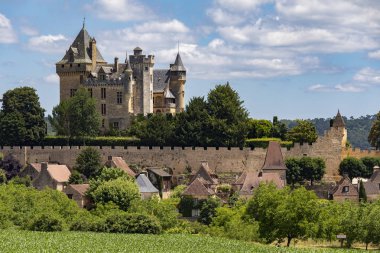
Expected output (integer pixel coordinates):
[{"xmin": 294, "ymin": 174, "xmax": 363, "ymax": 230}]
[
  {"xmin": 33, "ymin": 136, "xmax": 140, "ymax": 147},
  {"xmin": 245, "ymin": 138, "xmax": 293, "ymax": 149}
]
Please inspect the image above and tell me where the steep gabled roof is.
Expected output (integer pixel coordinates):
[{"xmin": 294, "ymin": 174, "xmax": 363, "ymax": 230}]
[
  {"xmin": 105, "ymin": 157, "xmax": 136, "ymax": 177},
  {"xmin": 262, "ymin": 141, "xmax": 287, "ymax": 171},
  {"xmin": 136, "ymin": 174, "xmax": 159, "ymax": 193},
  {"xmin": 183, "ymin": 177, "xmax": 214, "ymax": 196},
  {"xmin": 66, "ymin": 184, "xmax": 89, "ymax": 196},
  {"xmin": 369, "ymin": 169, "xmax": 380, "ymax": 183},
  {"xmin": 57, "ymin": 26, "xmax": 106, "ymax": 64},
  {"xmin": 332, "ymin": 175, "xmax": 358, "ymax": 197},
  {"xmin": 363, "ymin": 181, "xmax": 380, "ymax": 196},
  {"xmin": 146, "ymin": 168, "xmax": 172, "ymax": 178},
  {"xmin": 233, "ymin": 171, "xmax": 285, "ymax": 195},
  {"xmin": 332, "ymin": 110, "xmax": 345, "ymax": 128},
  {"xmin": 191, "ymin": 162, "xmax": 218, "ymax": 185},
  {"xmin": 29, "ymin": 163, "xmax": 42, "ymax": 173}
]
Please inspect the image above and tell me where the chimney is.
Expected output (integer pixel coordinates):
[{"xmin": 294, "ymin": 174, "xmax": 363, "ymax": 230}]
[
  {"xmin": 41, "ymin": 162, "xmax": 48, "ymax": 173},
  {"xmin": 374, "ymin": 165, "xmax": 380, "ymax": 173},
  {"xmin": 90, "ymin": 38, "xmax": 97, "ymax": 71},
  {"xmin": 114, "ymin": 57, "xmax": 119, "ymax": 73}
]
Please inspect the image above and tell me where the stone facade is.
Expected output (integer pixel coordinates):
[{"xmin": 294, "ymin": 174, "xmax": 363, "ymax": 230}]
[{"xmin": 56, "ymin": 23, "xmax": 186, "ymax": 130}]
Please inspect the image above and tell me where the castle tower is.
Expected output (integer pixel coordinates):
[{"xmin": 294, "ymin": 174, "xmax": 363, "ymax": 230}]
[
  {"xmin": 169, "ymin": 53, "xmax": 186, "ymax": 113},
  {"xmin": 129, "ymin": 47, "xmax": 154, "ymax": 115},
  {"xmin": 124, "ymin": 57, "xmax": 134, "ymax": 114},
  {"xmin": 56, "ymin": 23, "xmax": 106, "ymax": 101},
  {"xmin": 331, "ymin": 110, "xmax": 347, "ymax": 148}
]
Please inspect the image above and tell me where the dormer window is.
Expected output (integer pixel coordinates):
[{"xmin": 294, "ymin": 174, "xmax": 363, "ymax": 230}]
[{"xmin": 342, "ymin": 186, "xmax": 349, "ymax": 193}]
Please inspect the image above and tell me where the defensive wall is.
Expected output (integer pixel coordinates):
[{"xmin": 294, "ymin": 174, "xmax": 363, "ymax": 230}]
[{"xmin": 0, "ymin": 126, "xmax": 348, "ymax": 180}]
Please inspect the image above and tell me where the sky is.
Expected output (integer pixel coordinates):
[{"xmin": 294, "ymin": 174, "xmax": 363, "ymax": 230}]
[{"xmin": 1, "ymin": 0, "xmax": 380, "ymax": 120}]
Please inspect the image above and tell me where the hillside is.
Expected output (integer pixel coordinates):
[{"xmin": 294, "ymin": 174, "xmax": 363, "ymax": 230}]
[{"xmin": 282, "ymin": 115, "xmax": 375, "ymax": 149}]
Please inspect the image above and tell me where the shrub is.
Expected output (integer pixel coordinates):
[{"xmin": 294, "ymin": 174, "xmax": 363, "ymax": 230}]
[
  {"xmin": 28, "ymin": 213, "xmax": 64, "ymax": 232},
  {"xmin": 42, "ymin": 136, "xmax": 140, "ymax": 147},
  {"xmin": 104, "ymin": 212, "xmax": 162, "ymax": 234},
  {"xmin": 69, "ymin": 212, "xmax": 105, "ymax": 232},
  {"xmin": 245, "ymin": 138, "xmax": 293, "ymax": 149},
  {"xmin": 0, "ymin": 170, "xmax": 7, "ymax": 184}
]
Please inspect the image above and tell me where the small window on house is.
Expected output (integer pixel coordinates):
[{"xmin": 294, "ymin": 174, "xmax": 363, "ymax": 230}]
[
  {"xmin": 145, "ymin": 66, "xmax": 148, "ymax": 71},
  {"xmin": 67, "ymin": 194, "xmax": 73, "ymax": 199},
  {"xmin": 117, "ymin": 92, "xmax": 122, "ymax": 104},
  {"xmin": 101, "ymin": 104, "xmax": 106, "ymax": 115},
  {"xmin": 101, "ymin": 88, "xmax": 106, "ymax": 99},
  {"xmin": 113, "ymin": 122, "xmax": 119, "ymax": 130},
  {"xmin": 342, "ymin": 186, "xmax": 349, "ymax": 193},
  {"xmin": 61, "ymin": 64, "xmax": 64, "ymax": 68}
]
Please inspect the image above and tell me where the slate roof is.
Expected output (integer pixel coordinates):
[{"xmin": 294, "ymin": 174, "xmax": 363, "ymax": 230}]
[
  {"xmin": 233, "ymin": 171, "xmax": 285, "ymax": 195},
  {"xmin": 136, "ymin": 174, "xmax": 159, "ymax": 193},
  {"xmin": 57, "ymin": 27, "xmax": 106, "ymax": 64},
  {"xmin": 146, "ymin": 168, "xmax": 172, "ymax": 178},
  {"xmin": 105, "ymin": 157, "xmax": 136, "ymax": 177},
  {"xmin": 369, "ymin": 169, "xmax": 380, "ymax": 183},
  {"xmin": 332, "ymin": 110, "xmax": 345, "ymax": 128},
  {"xmin": 262, "ymin": 141, "xmax": 287, "ymax": 171},
  {"xmin": 182, "ymin": 177, "xmax": 215, "ymax": 196},
  {"xmin": 170, "ymin": 53, "xmax": 186, "ymax": 71},
  {"xmin": 153, "ymin": 69, "xmax": 170, "ymax": 92},
  {"xmin": 47, "ymin": 165, "xmax": 71, "ymax": 183},
  {"xmin": 363, "ymin": 181, "xmax": 380, "ymax": 195}
]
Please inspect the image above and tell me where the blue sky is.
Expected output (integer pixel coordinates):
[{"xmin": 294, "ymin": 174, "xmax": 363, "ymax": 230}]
[{"xmin": 1, "ymin": 0, "xmax": 380, "ymax": 120}]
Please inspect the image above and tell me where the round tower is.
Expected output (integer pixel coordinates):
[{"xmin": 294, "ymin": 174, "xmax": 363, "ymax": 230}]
[{"xmin": 169, "ymin": 53, "xmax": 186, "ymax": 113}]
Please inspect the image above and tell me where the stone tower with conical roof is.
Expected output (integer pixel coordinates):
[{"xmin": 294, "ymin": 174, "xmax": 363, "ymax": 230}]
[
  {"xmin": 169, "ymin": 53, "xmax": 186, "ymax": 112},
  {"xmin": 331, "ymin": 110, "xmax": 347, "ymax": 148}
]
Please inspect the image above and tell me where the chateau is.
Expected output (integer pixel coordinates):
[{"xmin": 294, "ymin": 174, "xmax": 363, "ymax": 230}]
[{"xmin": 56, "ymin": 23, "xmax": 186, "ymax": 130}]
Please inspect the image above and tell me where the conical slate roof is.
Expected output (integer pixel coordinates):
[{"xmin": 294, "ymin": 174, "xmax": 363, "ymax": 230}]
[
  {"xmin": 332, "ymin": 110, "xmax": 345, "ymax": 128},
  {"xmin": 57, "ymin": 26, "xmax": 106, "ymax": 64},
  {"xmin": 170, "ymin": 53, "xmax": 186, "ymax": 71},
  {"xmin": 261, "ymin": 141, "xmax": 287, "ymax": 171}
]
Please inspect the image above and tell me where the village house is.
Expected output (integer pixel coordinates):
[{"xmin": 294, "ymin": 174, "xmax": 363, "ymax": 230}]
[
  {"xmin": 190, "ymin": 161, "xmax": 218, "ymax": 190},
  {"xmin": 146, "ymin": 167, "xmax": 172, "ymax": 199},
  {"xmin": 136, "ymin": 173, "xmax": 159, "ymax": 199},
  {"xmin": 331, "ymin": 174, "xmax": 359, "ymax": 202},
  {"xmin": 32, "ymin": 162, "xmax": 71, "ymax": 191},
  {"xmin": 63, "ymin": 184, "xmax": 90, "ymax": 208},
  {"xmin": 19, "ymin": 163, "xmax": 42, "ymax": 181},
  {"xmin": 104, "ymin": 156, "xmax": 136, "ymax": 177},
  {"xmin": 363, "ymin": 165, "xmax": 380, "ymax": 201},
  {"xmin": 182, "ymin": 177, "xmax": 215, "ymax": 217}
]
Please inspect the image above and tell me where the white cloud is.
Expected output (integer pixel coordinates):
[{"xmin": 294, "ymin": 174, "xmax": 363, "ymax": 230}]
[
  {"xmin": 308, "ymin": 84, "xmax": 333, "ymax": 92},
  {"xmin": 43, "ymin": 74, "xmax": 59, "ymax": 84},
  {"xmin": 207, "ymin": 8, "xmax": 245, "ymax": 25},
  {"xmin": 335, "ymin": 84, "xmax": 365, "ymax": 93},
  {"xmin": 135, "ymin": 19, "xmax": 189, "ymax": 33},
  {"xmin": 27, "ymin": 34, "xmax": 68, "ymax": 53},
  {"xmin": 0, "ymin": 13, "xmax": 17, "ymax": 43},
  {"xmin": 216, "ymin": 0, "xmax": 274, "ymax": 12},
  {"xmin": 353, "ymin": 67, "xmax": 380, "ymax": 84},
  {"xmin": 20, "ymin": 26, "xmax": 39, "ymax": 36},
  {"xmin": 208, "ymin": 38, "xmax": 225, "ymax": 49},
  {"xmin": 368, "ymin": 50, "xmax": 380, "ymax": 59},
  {"xmin": 87, "ymin": 0, "xmax": 153, "ymax": 22}
]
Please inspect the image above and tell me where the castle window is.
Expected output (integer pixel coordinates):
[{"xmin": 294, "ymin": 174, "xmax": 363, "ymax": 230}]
[
  {"xmin": 70, "ymin": 89, "xmax": 77, "ymax": 97},
  {"xmin": 101, "ymin": 104, "xmax": 106, "ymax": 115},
  {"xmin": 70, "ymin": 64, "xmax": 72, "ymax": 68},
  {"xmin": 88, "ymin": 88, "xmax": 93, "ymax": 98},
  {"xmin": 78, "ymin": 64, "xmax": 81, "ymax": 67},
  {"xmin": 61, "ymin": 64, "xmax": 64, "ymax": 68},
  {"xmin": 117, "ymin": 92, "xmax": 123, "ymax": 104},
  {"xmin": 145, "ymin": 66, "xmax": 148, "ymax": 71},
  {"xmin": 113, "ymin": 122, "xmax": 119, "ymax": 130},
  {"xmin": 101, "ymin": 88, "xmax": 106, "ymax": 99},
  {"xmin": 102, "ymin": 119, "xmax": 105, "ymax": 128}
]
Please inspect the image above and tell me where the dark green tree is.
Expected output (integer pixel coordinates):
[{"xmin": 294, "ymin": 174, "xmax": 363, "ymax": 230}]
[
  {"xmin": 68, "ymin": 170, "xmax": 85, "ymax": 184},
  {"xmin": 286, "ymin": 120, "xmax": 318, "ymax": 144},
  {"xmin": 74, "ymin": 147, "xmax": 102, "ymax": 179},
  {"xmin": 198, "ymin": 197, "xmax": 222, "ymax": 225},
  {"xmin": 368, "ymin": 111, "xmax": 380, "ymax": 149},
  {"xmin": 360, "ymin": 157, "xmax": 380, "ymax": 178},
  {"xmin": 0, "ymin": 87, "xmax": 45, "ymax": 145},
  {"xmin": 300, "ymin": 157, "xmax": 325, "ymax": 186},
  {"xmin": 206, "ymin": 83, "xmax": 249, "ymax": 147},
  {"xmin": 272, "ymin": 116, "xmax": 288, "ymax": 139},
  {"xmin": 0, "ymin": 154, "xmax": 22, "ymax": 180},
  {"xmin": 49, "ymin": 87, "xmax": 100, "ymax": 140},
  {"xmin": 247, "ymin": 119, "xmax": 273, "ymax": 138},
  {"xmin": 359, "ymin": 180, "xmax": 367, "ymax": 202},
  {"xmin": 285, "ymin": 158, "xmax": 302, "ymax": 188},
  {"xmin": 339, "ymin": 157, "xmax": 367, "ymax": 180}
]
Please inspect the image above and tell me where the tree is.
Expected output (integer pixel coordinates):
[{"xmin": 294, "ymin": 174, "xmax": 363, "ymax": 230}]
[
  {"xmin": 272, "ymin": 116, "xmax": 287, "ymax": 139},
  {"xmin": 360, "ymin": 203, "xmax": 380, "ymax": 250},
  {"xmin": 300, "ymin": 157, "xmax": 325, "ymax": 186},
  {"xmin": 247, "ymin": 119, "xmax": 273, "ymax": 139},
  {"xmin": 91, "ymin": 177, "xmax": 140, "ymax": 211},
  {"xmin": 206, "ymin": 83, "xmax": 249, "ymax": 147},
  {"xmin": 49, "ymin": 87, "xmax": 100, "ymax": 140},
  {"xmin": 286, "ymin": 120, "xmax": 318, "ymax": 144},
  {"xmin": 360, "ymin": 157, "xmax": 380, "ymax": 178},
  {"xmin": 368, "ymin": 111, "xmax": 380, "ymax": 149},
  {"xmin": 198, "ymin": 197, "xmax": 222, "ymax": 225},
  {"xmin": 285, "ymin": 158, "xmax": 302, "ymax": 188},
  {"xmin": 68, "ymin": 170, "xmax": 85, "ymax": 184},
  {"xmin": 339, "ymin": 157, "xmax": 367, "ymax": 180},
  {"xmin": 74, "ymin": 147, "xmax": 102, "ymax": 179},
  {"xmin": 0, "ymin": 154, "xmax": 22, "ymax": 180},
  {"xmin": 359, "ymin": 180, "xmax": 367, "ymax": 202},
  {"xmin": 0, "ymin": 87, "xmax": 45, "ymax": 145}
]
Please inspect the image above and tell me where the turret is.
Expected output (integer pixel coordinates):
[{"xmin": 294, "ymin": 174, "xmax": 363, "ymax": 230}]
[
  {"xmin": 332, "ymin": 110, "xmax": 347, "ymax": 148},
  {"xmin": 169, "ymin": 53, "xmax": 186, "ymax": 113},
  {"xmin": 90, "ymin": 38, "xmax": 97, "ymax": 71}
]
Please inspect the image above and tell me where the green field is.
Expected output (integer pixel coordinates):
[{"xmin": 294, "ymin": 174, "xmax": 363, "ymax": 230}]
[{"xmin": 0, "ymin": 229, "xmax": 373, "ymax": 253}]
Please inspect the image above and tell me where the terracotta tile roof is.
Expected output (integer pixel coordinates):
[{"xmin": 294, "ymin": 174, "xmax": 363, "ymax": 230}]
[
  {"xmin": 47, "ymin": 165, "xmax": 71, "ymax": 183},
  {"xmin": 67, "ymin": 184, "xmax": 89, "ymax": 196},
  {"xmin": 29, "ymin": 163, "xmax": 42, "ymax": 172},
  {"xmin": 262, "ymin": 141, "xmax": 287, "ymax": 171},
  {"xmin": 191, "ymin": 162, "xmax": 218, "ymax": 185},
  {"xmin": 106, "ymin": 157, "xmax": 136, "ymax": 177},
  {"xmin": 183, "ymin": 178, "xmax": 215, "ymax": 196},
  {"xmin": 233, "ymin": 171, "xmax": 285, "ymax": 195}
]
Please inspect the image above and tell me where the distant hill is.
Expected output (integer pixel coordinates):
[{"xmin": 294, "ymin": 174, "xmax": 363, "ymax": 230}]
[{"xmin": 281, "ymin": 115, "xmax": 376, "ymax": 150}]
